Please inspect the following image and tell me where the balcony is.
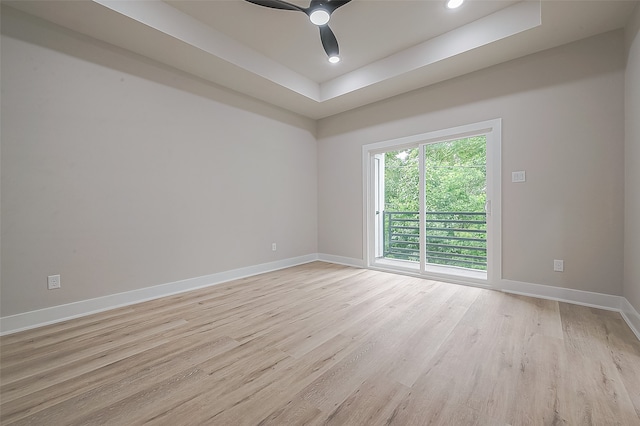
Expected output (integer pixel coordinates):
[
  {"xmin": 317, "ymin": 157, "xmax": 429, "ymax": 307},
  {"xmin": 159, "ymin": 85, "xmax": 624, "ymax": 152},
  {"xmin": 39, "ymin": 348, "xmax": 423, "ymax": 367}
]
[{"xmin": 383, "ymin": 211, "xmax": 487, "ymax": 271}]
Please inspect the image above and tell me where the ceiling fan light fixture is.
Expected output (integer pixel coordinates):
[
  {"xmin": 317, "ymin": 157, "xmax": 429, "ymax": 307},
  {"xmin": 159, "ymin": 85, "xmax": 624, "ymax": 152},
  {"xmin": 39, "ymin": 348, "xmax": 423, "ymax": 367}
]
[
  {"xmin": 446, "ymin": 0, "xmax": 464, "ymax": 9},
  {"xmin": 244, "ymin": 0, "xmax": 352, "ymax": 60},
  {"xmin": 309, "ymin": 9, "xmax": 330, "ymax": 25}
]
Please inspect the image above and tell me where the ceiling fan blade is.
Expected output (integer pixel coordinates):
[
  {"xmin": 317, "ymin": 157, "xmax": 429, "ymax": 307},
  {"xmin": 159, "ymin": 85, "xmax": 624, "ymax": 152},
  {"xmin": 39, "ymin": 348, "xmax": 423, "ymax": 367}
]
[
  {"xmin": 319, "ymin": 25, "xmax": 339, "ymax": 57},
  {"xmin": 245, "ymin": 0, "xmax": 304, "ymax": 12},
  {"xmin": 326, "ymin": 0, "xmax": 352, "ymax": 13},
  {"xmin": 309, "ymin": 0, "xmax": 352, "ymax": 13}
]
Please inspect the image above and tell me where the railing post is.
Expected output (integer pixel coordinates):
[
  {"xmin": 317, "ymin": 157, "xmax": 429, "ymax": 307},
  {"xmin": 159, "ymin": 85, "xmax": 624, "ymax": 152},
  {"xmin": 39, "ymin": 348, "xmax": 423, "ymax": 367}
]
[
  {"xmin": 384, "ymin": 211, "xmax": 390, "ymax": 257},
  {"xmin": 382, "ymin": 211, "xmax": 386, "ymax": 257}
]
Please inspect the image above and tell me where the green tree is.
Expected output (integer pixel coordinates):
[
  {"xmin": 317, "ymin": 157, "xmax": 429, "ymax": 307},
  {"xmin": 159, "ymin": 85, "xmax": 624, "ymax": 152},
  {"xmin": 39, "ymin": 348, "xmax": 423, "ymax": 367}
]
[
  {"xmin": 384, "ymin": 137, "xmax": 486, "ymax": 212},
  {"xmin": 384, "ymin": 148, "xmax": 419, "ymax": 212},
  {"xmin": 424, "ymin": 136, "xmax": 486, "ymax": 213}
]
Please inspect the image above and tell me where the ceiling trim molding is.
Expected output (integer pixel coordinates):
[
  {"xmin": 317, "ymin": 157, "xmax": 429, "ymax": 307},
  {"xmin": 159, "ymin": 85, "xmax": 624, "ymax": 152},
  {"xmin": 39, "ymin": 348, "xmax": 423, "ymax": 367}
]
[
  {"xmin": 93, "ymin": 0, "xmax": 320, "ymax": 100},
  {"xmin": 93, "ymin": 0, "xmax": 541, "ymax": 104},
  {"xmin": 321, "ymin": 1, "xmax": 541, "ymax": 101},
  {"xmin": 6, "ymin": 0, "xmax": 630, "ymax": 119}
]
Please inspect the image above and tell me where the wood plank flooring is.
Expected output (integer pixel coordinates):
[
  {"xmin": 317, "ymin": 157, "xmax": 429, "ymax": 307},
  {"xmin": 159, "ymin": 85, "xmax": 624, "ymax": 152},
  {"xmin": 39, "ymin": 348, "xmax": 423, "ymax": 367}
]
[{"xmin": 1, "ymin": 262, "xmax": 639, "ymax": 425}]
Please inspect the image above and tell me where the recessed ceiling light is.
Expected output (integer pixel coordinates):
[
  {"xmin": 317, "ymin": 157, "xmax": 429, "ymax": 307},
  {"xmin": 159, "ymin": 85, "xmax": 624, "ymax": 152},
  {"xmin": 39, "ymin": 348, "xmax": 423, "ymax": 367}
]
[
  {"xmin": 328, "ymin": 55, "xmax": 340, "ymax": 64},
  {"xmin": 446, "ymin": 0, "xmax": 464, "ymax": 9},
  {"xmin": 309, "ymin": 9, "xmax": 330, "ymax": 26}
]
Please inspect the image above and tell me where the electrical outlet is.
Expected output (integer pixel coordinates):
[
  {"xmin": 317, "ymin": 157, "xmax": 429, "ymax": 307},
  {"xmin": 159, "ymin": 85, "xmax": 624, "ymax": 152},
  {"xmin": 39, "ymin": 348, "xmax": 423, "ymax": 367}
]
[
  {"xmin": 553, "ymin": 260, "xmax": 564, "ymax": 272},
  {"xmin": 272, "ymin": 243, "xmax": 277, "ymax": 251},
  {"xmin": 48, "ymin": 274, "xmax": 61, "ymax": 289}
]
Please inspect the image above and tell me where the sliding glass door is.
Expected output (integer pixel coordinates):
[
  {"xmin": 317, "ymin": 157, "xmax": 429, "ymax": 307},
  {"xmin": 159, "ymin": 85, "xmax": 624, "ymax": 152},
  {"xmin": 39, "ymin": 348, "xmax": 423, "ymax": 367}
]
[{"xmin": 365, "ymin": 120, "xmax": 501, "ymax": 286}]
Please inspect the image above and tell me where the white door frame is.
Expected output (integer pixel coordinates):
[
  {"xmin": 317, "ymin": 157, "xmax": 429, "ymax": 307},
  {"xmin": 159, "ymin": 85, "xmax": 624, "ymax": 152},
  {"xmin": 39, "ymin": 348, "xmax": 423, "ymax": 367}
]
[
  {"xmin": 373, "ymin": 154, "xmax": 385, "ymax": 258},
  {"xmin": 362, "ymin": 119, "xmax": 502, "ymax": 288}
]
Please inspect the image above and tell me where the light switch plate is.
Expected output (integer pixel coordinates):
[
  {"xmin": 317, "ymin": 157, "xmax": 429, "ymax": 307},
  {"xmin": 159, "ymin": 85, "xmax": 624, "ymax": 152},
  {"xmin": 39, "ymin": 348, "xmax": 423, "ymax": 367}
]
[{"xmin": 512, "ymin": 171, "xmax": 526, "ymax": 183}]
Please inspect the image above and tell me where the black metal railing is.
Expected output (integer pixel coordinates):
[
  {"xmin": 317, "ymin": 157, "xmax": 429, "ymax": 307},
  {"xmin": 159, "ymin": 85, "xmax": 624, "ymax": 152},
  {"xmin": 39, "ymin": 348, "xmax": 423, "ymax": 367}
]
[{"xmin": 383, "ymin": 211, "xmax": 487, "ymax": 270}]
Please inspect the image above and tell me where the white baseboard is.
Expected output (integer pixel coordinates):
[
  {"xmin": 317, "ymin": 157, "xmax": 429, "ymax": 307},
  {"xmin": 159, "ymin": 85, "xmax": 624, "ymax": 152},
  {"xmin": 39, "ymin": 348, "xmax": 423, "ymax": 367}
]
[
  {"xmin": 317, "ymin": 253, "xmax": 366, "ymax": 268},
  {"xmin": 620, "ymin": 298, "xmax": 640, "ymax": 341},
  {"xmin": 500, "ymin": 279, "xmax": 622, "ymax": 310},
  {"xmin": 501, "ymin": 279, "xmax": 640, "ymax": 341},
  {"xmin": 0, "ymin": 254, "xmax": 319, "ymax": 336}
]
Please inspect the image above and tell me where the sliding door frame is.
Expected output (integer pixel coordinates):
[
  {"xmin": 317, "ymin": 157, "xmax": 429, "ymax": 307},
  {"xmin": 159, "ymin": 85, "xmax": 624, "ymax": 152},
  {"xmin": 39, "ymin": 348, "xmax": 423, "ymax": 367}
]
[{"xmin": 362, "ymin": 119, "xmax": 502, "ymax": 289}]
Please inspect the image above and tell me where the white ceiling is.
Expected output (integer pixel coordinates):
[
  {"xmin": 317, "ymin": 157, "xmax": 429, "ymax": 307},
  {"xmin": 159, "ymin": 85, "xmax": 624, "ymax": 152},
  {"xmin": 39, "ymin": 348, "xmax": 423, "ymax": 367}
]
[{"xmin": 4, "ymin": 0, "xmax": 638, "ymax": 119}]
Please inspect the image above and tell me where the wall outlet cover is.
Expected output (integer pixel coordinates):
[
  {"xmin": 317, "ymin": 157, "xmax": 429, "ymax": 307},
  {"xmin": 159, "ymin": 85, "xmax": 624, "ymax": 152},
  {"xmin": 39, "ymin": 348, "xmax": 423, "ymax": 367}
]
[
  {"xmin": 553, "ymin": 260, "xmax": 564, "ymax": 272},
  {"xmin": 48, "ymin": 274, "xmax": 61, "ymax": 289}
]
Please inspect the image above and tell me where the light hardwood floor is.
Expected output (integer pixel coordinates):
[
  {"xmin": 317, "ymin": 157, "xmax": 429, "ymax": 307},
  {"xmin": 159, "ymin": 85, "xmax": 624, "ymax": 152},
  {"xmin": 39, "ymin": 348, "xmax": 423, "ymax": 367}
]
[{"xmin": 1, "ymin": 262, "xmax": 639, "ymax": 425}]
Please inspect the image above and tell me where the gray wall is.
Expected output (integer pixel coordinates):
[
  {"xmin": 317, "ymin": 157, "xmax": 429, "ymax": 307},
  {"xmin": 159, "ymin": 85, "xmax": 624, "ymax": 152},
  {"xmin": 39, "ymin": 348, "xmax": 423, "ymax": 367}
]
[
  {"xmin": 625, "ymin": 5, "xmax": 640, "ymax": 313},
  {"xmin": 0, "ymin": 9, "xmax": 318, "ymax": 317},
  {"xmin": 317, "ymin": 31, "xmax": 626, "ymax": 296}
]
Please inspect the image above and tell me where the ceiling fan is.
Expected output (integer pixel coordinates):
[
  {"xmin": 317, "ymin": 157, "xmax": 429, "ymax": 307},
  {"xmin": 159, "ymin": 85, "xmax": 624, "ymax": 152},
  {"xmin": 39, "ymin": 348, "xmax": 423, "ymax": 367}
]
[{"xmin": 244, "ymin": 0, "xmax": 352, "ymax": 63}]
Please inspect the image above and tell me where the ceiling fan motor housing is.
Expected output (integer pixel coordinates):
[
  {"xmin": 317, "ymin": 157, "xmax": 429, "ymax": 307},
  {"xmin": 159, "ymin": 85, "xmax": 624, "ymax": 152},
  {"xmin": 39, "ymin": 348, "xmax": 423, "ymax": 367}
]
[{"xmin": 245, "ymin": 0, "xmax": 352, "ymax": 60}]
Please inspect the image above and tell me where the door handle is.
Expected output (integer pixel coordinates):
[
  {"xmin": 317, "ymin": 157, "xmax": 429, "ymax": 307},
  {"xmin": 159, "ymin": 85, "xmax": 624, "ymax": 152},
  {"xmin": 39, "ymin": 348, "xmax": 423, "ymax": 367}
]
[{"xmin": 484, "ymin": 200, "xmax": 492, "ymax": 215}]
